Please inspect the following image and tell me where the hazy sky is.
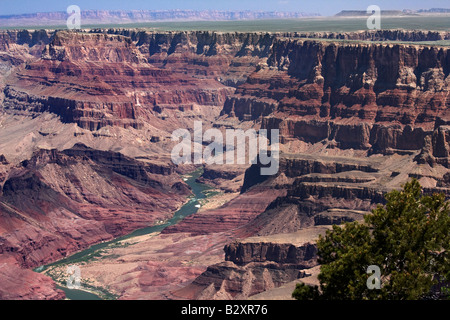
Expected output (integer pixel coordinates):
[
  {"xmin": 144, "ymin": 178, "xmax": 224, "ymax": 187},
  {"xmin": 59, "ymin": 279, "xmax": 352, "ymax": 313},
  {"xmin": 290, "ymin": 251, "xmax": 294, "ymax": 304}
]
[{"xmin": 0, "ymin": 0, "xmax": 448, "ymax": 16}]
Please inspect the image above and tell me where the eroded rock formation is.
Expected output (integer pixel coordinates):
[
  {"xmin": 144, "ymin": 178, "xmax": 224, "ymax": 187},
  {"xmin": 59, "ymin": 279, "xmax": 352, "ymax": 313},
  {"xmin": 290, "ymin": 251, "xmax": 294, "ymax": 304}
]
[
  {"xmin": 223, "ymin": 38, "xmax": 450, "ymax": 158},
  {"xmin": 0, "ymin": 28, "xmax": 449, "ymax": 300}
]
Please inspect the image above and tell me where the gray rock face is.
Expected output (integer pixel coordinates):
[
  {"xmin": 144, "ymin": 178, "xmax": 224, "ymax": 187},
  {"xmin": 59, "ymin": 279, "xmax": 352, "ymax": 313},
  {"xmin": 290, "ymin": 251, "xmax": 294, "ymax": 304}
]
[{"xmin": 224, "ymin": 241, "xmax": 318, "ymax": 266}]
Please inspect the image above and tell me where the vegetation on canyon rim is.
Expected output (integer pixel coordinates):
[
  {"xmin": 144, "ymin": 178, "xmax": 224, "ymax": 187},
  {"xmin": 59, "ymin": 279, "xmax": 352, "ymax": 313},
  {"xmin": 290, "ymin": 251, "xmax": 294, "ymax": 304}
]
[{"xmin": 293, "ymin": 179, "xmax": 450, "ymax": 300}]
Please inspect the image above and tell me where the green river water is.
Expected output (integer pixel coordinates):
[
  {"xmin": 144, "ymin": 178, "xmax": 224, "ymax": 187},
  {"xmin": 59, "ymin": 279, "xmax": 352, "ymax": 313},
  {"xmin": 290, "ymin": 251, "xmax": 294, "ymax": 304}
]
[{"xmin": 34, "ymin": 168, "xmax": 212, "ymax": 300}]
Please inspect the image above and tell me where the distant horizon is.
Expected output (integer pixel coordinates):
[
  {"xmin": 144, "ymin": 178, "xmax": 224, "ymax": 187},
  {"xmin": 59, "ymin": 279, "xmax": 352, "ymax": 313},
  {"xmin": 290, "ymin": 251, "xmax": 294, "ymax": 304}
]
[
  {"xmin": 0, "ymin": 9, "xmax": 321, "ymax": 18},
  {"xmin": 0, "ymin": 0, "xmax": 449, "ymax": 17},
  {"xmin": 0, "ymin": 7, "xmax": 449, "ymax": 19}
]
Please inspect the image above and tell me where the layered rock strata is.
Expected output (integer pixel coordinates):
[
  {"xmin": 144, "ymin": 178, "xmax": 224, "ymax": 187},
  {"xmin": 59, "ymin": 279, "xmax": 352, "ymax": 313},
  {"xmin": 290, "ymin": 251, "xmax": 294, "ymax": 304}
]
[
  {"xmin": 174, "ymin": 226, "xmax": 330, "ymax": 299},
  {"xmin": 0, "ymin": 144, "xmax": 188, "ymax": 272},
  {"xmin": 223, "ymin": 39, "xmax": 450, "ymax": 160}
]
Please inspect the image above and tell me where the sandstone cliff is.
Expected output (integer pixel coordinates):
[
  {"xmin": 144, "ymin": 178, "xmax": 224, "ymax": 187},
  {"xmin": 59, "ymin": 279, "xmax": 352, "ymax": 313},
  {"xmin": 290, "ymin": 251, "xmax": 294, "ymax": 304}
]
[
  {"xmin": 174, "ymin": 226, "xmax": 329, "ymax": 299},
  {"xmin": 223, "ymin": 39, "xmax": 449, "ymax": 159},
  {"xmin": 3, "ymin": 30, "xmax": 235, "ymax": 131}
]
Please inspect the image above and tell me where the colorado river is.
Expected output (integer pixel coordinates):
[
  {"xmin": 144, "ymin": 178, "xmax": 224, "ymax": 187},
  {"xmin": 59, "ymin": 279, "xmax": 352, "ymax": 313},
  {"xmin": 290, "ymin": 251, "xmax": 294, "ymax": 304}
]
[{"xmin": 35, "ymin": 168, "xmax": 211, "ymax": 300}]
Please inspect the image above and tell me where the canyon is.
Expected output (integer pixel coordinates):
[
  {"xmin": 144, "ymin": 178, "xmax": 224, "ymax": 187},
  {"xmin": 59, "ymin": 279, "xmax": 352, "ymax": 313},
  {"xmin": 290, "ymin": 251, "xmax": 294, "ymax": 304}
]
[{"xmin": 0, "ymin": 27, "xmax": 448, "ymax": 299}]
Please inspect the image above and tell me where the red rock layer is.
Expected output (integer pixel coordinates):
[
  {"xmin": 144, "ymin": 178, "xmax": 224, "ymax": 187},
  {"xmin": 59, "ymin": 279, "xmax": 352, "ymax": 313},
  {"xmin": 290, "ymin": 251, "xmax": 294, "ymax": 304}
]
[
  {"xmin": 3, "ymin": 31, "xmax": 233, "ymax": 131},
  {"xmin": 162, "ymin": 188, "xmax": 286, "ymax": 236},
  {"xmin": 0, "ymin": 144, "xmax": 189, "ymax": 270},
  {"xmin": 223, "ymin": 39, "xmax": 450, "ymax": 156}
]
